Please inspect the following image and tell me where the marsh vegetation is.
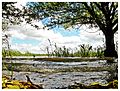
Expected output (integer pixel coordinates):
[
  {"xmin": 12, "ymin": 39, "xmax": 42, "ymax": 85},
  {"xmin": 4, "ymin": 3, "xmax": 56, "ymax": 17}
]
[{"xmin": 2, "ymin": 2, "xmax": 118, "ymax": 89}]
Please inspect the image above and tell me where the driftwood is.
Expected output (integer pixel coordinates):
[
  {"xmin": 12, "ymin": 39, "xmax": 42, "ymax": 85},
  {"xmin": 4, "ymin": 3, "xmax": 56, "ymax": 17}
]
[{"xmin": 26, "ymin": 75, "xmax": 43, "ymax": 89}]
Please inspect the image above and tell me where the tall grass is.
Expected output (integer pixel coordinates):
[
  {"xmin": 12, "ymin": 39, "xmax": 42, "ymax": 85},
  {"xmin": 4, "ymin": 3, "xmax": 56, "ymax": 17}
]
[
  {"xmin": 52, "ymin": 44, "xmax": 70, "ymax": 57},
  {"xmin": 2, "ymin": 37, "xmax": 104, "ymax": 58},
  {"xmin": 78, "ymin": 44, "xmax": 92, "ymax": 57},
  {"xmin": 2, "ymin": 36, "xmax": 105, "ymax": 58},
  {"xmin": 46, "ymin": 42, "xmax": 104, "ymax": 57},
  {"xmin": 2, "ymin": 44, "xmax": 104, "ymax": 58}
]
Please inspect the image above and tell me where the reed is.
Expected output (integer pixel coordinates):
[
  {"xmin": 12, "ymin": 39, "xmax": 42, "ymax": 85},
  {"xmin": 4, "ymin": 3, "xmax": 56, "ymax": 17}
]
[
  {"xmin": 2, "ymin": 43, "xmax": 104, "ymax": 58},
  {"xmin": 48, "ymin": 43, "xmax": 104, "ymax": 57}
]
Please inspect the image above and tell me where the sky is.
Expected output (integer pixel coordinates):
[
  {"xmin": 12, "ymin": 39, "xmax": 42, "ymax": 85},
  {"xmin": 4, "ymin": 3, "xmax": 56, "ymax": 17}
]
[{"xmin": 2, "ymin": 2, "xmax": 118, "ymax": 54}]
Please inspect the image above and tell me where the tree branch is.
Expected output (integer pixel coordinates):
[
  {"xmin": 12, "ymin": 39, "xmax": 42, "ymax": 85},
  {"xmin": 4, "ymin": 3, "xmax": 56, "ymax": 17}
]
[
  {"xmin": 82, "ymin": 2, "xmax": 106, "ymax": 34},
  {"xmin": 108, "ymin": 2, "xmax": 114, "ymax": 15},
  {"xmin": 94, "ymin": 2, "xmax": 106, "ymax": 15},
  {"xmin": 110, "ymin": 3, "xmax": 118, "ymax": 21},
  {"xmin": 112, "ymin": 18, "xmax": 118, "ymax": 27},
  {"xmin": 113, "ymin": 24, "xmax": 118, "ymax": 33}
]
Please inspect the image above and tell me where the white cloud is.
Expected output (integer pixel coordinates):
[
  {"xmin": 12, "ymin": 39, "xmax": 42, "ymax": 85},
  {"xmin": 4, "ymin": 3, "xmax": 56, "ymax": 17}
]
[
  {"xmin": 11, "ymin": 43, "xmax": 46, "ymax": 54},
  {"xmin": 4, "ymin": 21, "xmax": 107, "ymax": 54},
  {"xmin": 14, "ymin": 2, "xmax": 27, "ymax": 10},
  {"xmin": 78, "ymin": 25, "xmax": 104, "ymax": 47},
  {"xmin": 6, "ymin": 29, "xmax": 27, "ymax": 40}
]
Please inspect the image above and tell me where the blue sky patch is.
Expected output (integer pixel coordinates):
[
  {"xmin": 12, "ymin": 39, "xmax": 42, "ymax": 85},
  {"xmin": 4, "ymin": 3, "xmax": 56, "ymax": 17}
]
[
  {"xmin": 53, "ymin": 26, "xmax": 80, "ymax": 37},
  {"xmin": 11, "ymin": 37, "xmax": 40, "ymax": 46}
]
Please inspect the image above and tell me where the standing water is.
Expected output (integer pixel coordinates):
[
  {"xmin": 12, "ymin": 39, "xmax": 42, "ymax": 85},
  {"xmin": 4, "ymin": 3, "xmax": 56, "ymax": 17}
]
[{"xmin": 2, "ymin": 58, "xmax": 118, "ymax": 89}]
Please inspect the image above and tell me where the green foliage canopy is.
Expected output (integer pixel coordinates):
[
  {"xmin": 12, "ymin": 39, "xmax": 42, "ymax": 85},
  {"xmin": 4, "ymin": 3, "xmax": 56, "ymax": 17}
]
[{"xmin": 26, "ymin": 2, "xmax": 118, "ymax": 34}]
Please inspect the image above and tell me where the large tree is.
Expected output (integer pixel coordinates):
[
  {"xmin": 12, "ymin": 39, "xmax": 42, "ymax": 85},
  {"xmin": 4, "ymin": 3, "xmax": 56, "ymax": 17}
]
[
  {"xmin": 26, "ymin": 2, "xmax": 118, "ymax": 57},
  {"xmin": 2, "ymin": 2, "xmax": 118, "ymax": 57}
]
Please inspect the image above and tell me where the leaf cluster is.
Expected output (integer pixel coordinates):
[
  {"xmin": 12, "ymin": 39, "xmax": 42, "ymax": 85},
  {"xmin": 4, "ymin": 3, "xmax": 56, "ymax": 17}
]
[{"xmin": 2, "ymin": 75, "xmax": 43, "ymax": 89}]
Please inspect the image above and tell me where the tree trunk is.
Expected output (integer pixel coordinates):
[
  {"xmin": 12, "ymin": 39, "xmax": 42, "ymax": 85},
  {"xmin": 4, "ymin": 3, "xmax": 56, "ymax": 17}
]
[{"xmin": 104, "ymin": 31, "xmax": 118, "ymax": 58}]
